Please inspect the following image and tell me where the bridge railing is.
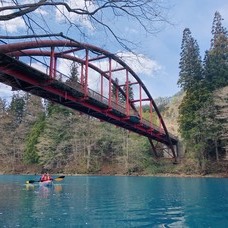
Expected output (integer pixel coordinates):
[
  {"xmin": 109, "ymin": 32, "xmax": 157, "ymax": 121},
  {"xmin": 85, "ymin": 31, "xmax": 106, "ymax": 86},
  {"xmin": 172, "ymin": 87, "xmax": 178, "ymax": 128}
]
[
  {"xmin": 140, "ymin": 118, "xmax": 165, "ymax": 133},
  {"xmin": 87, "ymin": 88, "xmax": 128, "ymax": 115},
  {"xmin": 23, "ymin": 55, "xmax": 128, "ymax": 115},
  {"xmin": 13, "ymin": 54, "xmax": 176, "ymax": 139}
]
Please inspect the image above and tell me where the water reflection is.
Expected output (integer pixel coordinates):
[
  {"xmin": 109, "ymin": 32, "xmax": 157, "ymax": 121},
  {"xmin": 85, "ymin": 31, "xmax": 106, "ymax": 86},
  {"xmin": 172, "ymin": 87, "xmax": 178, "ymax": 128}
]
[
  {"xmin": 39, "ymin": 184, "xmax": 63, "ymax": 198},
  {"xmin": 25, "ymin": 183, "xmax": 35, "ymax": 191},
  {"xmin": 0, "ymin": 175, "xmax": 227, "ymax": 227},
  {"xmin": 38, "ymin": 185, "xmax": 53, "ymax": 198},
  {"xmin": 54, "ymin": 184, "xmax": 63, "ymax": 193},
  {"xmin": 25, "ymin": 183, "xmax": 63, "ymax": 193}
]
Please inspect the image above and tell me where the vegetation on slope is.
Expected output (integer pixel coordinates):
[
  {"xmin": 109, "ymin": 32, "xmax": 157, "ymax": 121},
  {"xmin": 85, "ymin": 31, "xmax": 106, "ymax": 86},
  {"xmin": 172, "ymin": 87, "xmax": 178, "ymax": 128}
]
[
  {"xmin": 0, "ymin": 11, "xmax": 227, "ymax": 176},
  {"xmin": 177, "ymin": 11, "xmax": 228, "ymax": 172}
]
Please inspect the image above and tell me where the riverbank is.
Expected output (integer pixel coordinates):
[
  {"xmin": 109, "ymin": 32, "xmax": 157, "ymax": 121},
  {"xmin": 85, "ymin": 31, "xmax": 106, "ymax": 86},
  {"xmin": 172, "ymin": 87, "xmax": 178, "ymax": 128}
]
[{"xmin": 0, "ymin": 159, "xmax": 227, "ymax": 178}]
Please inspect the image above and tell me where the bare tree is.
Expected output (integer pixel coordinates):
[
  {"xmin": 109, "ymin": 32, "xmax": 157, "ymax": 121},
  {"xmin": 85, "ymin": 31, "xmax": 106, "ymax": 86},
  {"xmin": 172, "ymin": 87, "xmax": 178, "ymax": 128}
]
[{"xmin": 0, "ymin": 0, "xmax": 171, "ymax": 49}]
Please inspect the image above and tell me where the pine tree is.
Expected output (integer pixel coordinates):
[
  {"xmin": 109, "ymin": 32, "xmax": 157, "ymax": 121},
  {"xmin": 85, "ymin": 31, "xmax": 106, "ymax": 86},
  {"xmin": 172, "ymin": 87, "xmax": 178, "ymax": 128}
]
[
  {"xmin": 128, "ymin": 81, "xmax": 134, "ymax": 101},
  {"xmin": 178, "ymin": 13, "xmax": 228, "ymax": 163},
  {"xmin": 65, "ymin": 62, "xmax": 80, "ymax": 89},
  {"xmin": 22, "ymin": 94, "xmax": 45, "ymax": 164},
  {"xmin": 69, "ymin": 62, "xmax": 79, "ymax": 83},
  {"xmin": 112, "ymin": 78, "xmax": 126, "ymax": 106},
  {"xmin": 178, "ymin": 28, "xmax": 208, "ymax": 168},
  {"xmin": 178, "ymin": 28, "xmax": 203, "ymax": 91},
  {"xmin": 112, "ymin": 78, "xmax": 120, "ymax": 102},
  {"xmin": 204, "ymin": 12, "xmax": 228, "ymax": 91},
  {"xmin": 23, "ymin": 114, "xmax": 45, "ymax": 164},
  {"xmin": 9, "ymin": 93, "xmax": 26, "ymax": 126},
  {"xmin": 202, "ymin": 11, "xmax": 228, "ymax": 160},
  {"xmin": 123, "ymin": 81, "xmax": 134, "ymax": 101},
  {"xmin": 211, "ymin": 11, "xmax": 227, "ymax": 49}
]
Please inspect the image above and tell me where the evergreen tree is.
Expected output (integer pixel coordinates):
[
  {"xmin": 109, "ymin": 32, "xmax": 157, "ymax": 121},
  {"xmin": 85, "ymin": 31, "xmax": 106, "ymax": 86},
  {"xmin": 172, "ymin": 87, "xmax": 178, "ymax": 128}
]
[
  {"xmin": 9, "ymin": 93, "xmax": 26, "ymax": 126},
  {"xmin": 112, "ymin": 78, "xmax": 120, "ymax": 102},
  {"xmin": 178, "ymin": 28, "xmax": 207, "ymax": 167},
  {"xmin": 204, "ymin": 12, "xmax": 228, "ymax": 91},
  {"xmin": 128, "ymin": 81, "xmax": 134, "ymax": 101},
  {"xmin": 123, "ymin": 81, "xmax": 134, "ymax": 101},
  {"xmin": 23, "ymin": 114, "xmax": 45, "ymax": 164},
  {"xmin": 69, "ymin": 62, "xmax": 79, "ymax": 83},
  {"xmin": 112, "ymin": 78, "xmax": 126, "ymax": 105},
  {"xmin": 211, "ymin": 11, "xmax": 227, "ymax": 49},
  {"xmin": 22, "ymin": 94, "xmax": 45, "ymax": 164},
  {"xmin": 178, "ymin": 12, "xmax": 228, "ymax": 164},
  {"xmin": 65, "ymin": 62, "xmax": 80, "ymax": 89},
  {"xmin": 178, "ymin": 28, "xmax": 203, "ymax": 91},
  {"xmin": 202, "ymin": 11, "xmax": 228, "ymax": 159}
]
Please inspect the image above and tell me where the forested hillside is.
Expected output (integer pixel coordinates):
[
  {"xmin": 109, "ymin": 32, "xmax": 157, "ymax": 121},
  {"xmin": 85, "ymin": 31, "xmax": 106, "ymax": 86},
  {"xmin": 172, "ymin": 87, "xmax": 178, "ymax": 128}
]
[
  {"xmin": 0, "ymin": 93, "xmax": 155, "ymax": 175},
  {"xmin": 0, "ymin": 86, "xmax": 227, "ymax": 176},
  {"xmin": 176, "ymin": 11, "xmax": 228, "ymax": 174},
  {"xmin": 0, "ymin": 11, "xmax": 227, "ymax": 176}
]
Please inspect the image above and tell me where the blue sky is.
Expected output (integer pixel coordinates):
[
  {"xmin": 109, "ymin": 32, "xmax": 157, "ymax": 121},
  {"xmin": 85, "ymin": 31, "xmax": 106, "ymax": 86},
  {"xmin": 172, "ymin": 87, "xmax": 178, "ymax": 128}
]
[
  {"xmin": 145, "ymin": 0, "xmax": 228, "ymax": 98},
  {"xmin": 0, "ymin": 0, "xmax": 227, "ymax": 101}
]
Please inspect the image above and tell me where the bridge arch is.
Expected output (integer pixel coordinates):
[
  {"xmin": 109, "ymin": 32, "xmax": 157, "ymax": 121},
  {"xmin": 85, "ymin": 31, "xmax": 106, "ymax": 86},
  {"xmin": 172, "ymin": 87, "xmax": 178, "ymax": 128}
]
[{"xmin": 0, "ymin": 38, "xmax": 178, "ymax": 159}]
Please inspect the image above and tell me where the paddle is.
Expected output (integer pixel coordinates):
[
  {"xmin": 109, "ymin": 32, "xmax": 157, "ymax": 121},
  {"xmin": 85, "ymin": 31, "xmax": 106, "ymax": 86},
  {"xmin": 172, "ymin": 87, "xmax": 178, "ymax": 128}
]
[
  {"xmin": 26, "ymin": 175, "xmax": 65, "ymax": 184},
  {"xmin": 54, "ymin": 176, "xmax": 65, "ymax": 181}
]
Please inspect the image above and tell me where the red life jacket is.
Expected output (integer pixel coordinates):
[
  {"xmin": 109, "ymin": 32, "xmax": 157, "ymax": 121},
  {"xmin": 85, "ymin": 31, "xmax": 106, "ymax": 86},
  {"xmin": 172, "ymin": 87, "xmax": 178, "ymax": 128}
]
[{"xmin": 41, "ymin": 174, "xmax": 48, "ymax": 181}]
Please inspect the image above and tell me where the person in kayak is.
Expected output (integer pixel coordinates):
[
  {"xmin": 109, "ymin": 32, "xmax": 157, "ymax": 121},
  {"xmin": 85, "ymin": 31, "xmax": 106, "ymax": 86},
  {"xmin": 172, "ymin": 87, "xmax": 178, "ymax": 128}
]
[{"xmin": 40, "ymin": 172, "xmax": 53, "ymax": 182}]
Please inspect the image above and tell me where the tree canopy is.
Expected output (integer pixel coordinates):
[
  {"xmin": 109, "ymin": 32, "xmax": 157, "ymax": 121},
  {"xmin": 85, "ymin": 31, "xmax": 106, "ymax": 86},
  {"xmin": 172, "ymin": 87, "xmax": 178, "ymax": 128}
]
[{"xmin": 178, "ymin": 11, "xmax": 228, "ymax": 168}]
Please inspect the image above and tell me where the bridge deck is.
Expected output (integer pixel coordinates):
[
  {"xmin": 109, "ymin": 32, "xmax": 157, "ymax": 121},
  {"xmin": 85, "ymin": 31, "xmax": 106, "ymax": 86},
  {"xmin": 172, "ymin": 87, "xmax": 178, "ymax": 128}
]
[{"xmin": 0, "ymin": 53, "xmax": 178, "ymax": 146}]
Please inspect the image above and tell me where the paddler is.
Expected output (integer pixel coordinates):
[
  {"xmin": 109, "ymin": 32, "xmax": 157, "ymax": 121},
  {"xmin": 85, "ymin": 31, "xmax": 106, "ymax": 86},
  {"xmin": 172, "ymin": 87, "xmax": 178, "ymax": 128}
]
[{"xmin": 40, "ymin": 172, "xmax": 53, "ymax": 182}]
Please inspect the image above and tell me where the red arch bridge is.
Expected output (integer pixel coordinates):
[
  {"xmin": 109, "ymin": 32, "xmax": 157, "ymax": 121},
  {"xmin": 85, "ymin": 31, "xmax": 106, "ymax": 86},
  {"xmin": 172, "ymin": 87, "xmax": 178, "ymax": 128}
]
[{"xmin": 0, "ymin": 37, "xmax": 178, "ymax": 160}]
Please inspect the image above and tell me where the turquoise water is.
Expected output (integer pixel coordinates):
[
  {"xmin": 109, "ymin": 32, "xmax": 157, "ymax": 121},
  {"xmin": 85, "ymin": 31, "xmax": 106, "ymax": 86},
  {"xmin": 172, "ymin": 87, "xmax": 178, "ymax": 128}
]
[{"xmin": 0, "ymin": 175, "xmax": 227, "ymax": 227}]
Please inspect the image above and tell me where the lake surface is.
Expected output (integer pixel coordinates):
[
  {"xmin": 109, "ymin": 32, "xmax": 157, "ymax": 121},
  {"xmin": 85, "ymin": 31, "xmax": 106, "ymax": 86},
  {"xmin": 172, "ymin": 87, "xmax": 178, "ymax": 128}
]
[{"xmin": 0, "ymin": 175, "xmax": 227, "ymax": 227}]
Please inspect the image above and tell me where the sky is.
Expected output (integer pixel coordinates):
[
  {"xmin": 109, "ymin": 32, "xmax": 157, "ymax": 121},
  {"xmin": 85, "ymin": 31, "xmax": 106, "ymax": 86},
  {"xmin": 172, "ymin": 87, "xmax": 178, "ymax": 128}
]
[
  {"xmin": 145, "ymin": 0, "xmax": 228, "ymax": 98},
  {"xmin": 0, "ymin": 0, "xmax": 228, "ymax": 102}
]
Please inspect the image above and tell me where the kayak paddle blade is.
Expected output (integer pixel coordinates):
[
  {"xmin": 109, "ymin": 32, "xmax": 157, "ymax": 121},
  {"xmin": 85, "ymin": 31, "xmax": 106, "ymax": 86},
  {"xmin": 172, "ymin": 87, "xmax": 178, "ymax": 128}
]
[
  {"xmin": 54, "ymin": 176, "xmax": 65, "ymax": 181},
  {"xmin": 26, "ymin": 180, "xmax": 36, "ymax": 184}
]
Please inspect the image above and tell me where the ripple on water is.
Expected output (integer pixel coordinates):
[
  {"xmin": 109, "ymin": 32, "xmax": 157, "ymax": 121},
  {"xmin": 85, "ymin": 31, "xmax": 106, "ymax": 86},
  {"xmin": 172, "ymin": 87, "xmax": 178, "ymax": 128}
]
[{"xmin": 0, "ymin": 176, "xmax": 227, "ymax": 227}]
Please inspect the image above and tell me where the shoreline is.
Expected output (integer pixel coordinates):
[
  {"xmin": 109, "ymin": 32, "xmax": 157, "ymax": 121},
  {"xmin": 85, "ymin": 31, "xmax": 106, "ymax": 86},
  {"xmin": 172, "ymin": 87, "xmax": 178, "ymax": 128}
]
[{"xmin": 0, "ymin": 172, "xmax": 227, "ymax": 178}]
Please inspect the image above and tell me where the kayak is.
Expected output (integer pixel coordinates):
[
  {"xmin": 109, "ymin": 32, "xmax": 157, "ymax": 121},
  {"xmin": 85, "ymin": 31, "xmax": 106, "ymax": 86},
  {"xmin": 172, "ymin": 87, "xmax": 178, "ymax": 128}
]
[
  {"xmin": 25, "ymin": 176, "xmax": 65, "ymax": 185},
  {"xmin": 39, "ymin": 180, "xmax": 53, "ymax": 187}
]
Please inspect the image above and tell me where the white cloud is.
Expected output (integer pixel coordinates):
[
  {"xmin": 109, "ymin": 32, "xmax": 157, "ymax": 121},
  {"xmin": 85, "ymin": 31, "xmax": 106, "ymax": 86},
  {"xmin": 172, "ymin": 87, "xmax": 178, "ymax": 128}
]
[
  {"xmin": 0, "ymin": 18, "xmax": 25, "ymax": 33},
  {"xmin": 33, "ymin": 7, "xmax": 48, "ymax": 16},
  {"xmin": 0, "ymin": 0, "xmax": 48, "ymax": 33},
  {"xmin": 55, "ymin": 0, "xmax": 97, "ymax": 30},
  {"xmin": 0, "ymin": 11, "xmax": 25, "ymax": 33},
  {"xmin": 84, "ymin": 52, "xmax": 162, "ymax": 99},
  {"xmin": 92, "ymin": 52, "xmax": 161, "ymax": 80},
  {"xmin": 23, "ymin": 0, "xmax": 48, "ymax": 15},
  {"xmin": 117, "ymin": 52, "xmax": 162, "ymax": 76},
  {"xmin": 0, "ymin": 1, "xmax": 26, "ymax": 33},
  {"xmin": 56, "ymin": 58, "xmax": 71, "ymax": 78}
]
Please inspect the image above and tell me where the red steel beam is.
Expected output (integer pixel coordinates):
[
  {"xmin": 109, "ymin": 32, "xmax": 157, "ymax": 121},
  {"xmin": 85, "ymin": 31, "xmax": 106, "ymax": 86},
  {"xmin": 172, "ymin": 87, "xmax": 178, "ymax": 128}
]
[{"xmin": 0, "ymin": 40, "xmax": 178, "ymax": 158}]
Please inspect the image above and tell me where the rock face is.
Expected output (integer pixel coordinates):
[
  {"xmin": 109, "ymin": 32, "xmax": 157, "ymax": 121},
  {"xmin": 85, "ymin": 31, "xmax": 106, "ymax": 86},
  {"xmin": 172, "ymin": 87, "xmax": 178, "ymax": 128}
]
[
  {"xmin": 162, "ymin": 92, "xmax": 184, "ymax": 138},
  {"xmin": 160, "ymin": 92, "xmax": 184, "ymax": 157}
]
